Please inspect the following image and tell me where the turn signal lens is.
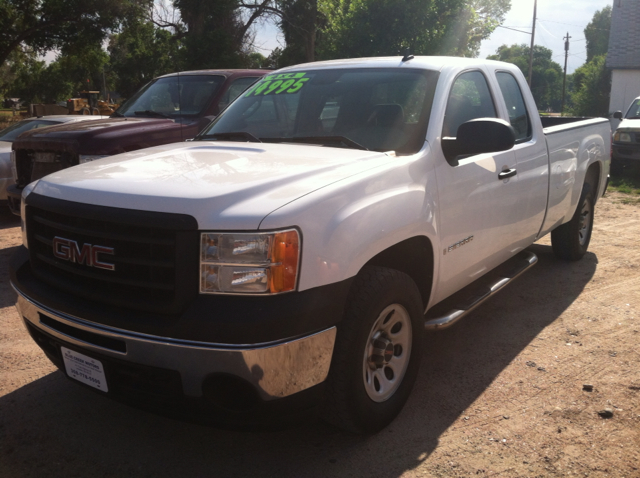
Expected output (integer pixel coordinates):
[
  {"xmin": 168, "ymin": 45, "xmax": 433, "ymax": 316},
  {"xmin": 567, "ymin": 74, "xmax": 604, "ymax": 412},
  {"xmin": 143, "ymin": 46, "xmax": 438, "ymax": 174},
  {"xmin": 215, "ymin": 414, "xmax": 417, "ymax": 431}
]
[{"xmin": 270, "ymin": 230, "xmax": 300, "ymax": 293}]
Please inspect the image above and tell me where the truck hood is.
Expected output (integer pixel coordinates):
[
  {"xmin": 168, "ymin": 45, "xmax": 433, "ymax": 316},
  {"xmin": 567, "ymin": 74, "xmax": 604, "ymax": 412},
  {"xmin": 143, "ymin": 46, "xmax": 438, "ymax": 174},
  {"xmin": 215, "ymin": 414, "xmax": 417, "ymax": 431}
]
[
  {"xmin": 31, "ymin": 141, "xmax": 396, "ymax": 229},
  {"xmin": 12, "ymin": 117, "xmax": 199, "ymax": 155},
  {"xmin": 617, "ymin": 118, "xmax": 640, "ymax": 130}
]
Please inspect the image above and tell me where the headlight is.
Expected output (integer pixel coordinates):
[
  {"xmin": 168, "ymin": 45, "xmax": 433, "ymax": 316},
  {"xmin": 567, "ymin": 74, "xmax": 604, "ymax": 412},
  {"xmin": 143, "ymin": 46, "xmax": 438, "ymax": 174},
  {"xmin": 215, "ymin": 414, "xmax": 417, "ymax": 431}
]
[
  {"xmin": 613, "ymin": 131, "xmax": 631, "ymax": 142},
  {"xmin": 21, "ymin": 181, "xmax": 38, "ymax": 249},
  {"xmin": 200, "ymin": 229, "xmax": 300, "ymax": 294},
  {"xmin": 79, "ymin": 155, "xmax": 109, "ymax": 164},
  {"xmin": 10, "ymin": 150, "xmax": 17, "ymax": 181}
]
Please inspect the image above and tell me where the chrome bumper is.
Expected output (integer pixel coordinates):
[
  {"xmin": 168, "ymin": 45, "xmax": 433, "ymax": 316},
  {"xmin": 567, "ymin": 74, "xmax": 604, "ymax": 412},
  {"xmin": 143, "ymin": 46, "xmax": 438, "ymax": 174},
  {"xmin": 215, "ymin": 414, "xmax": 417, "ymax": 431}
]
[
  {"xmin": 0, "ymin": 176, "xmax": 10, "ymax": 201},
  {"xmin": 14, "ymin": 286, "xmax": 336, "ymax": 401}
]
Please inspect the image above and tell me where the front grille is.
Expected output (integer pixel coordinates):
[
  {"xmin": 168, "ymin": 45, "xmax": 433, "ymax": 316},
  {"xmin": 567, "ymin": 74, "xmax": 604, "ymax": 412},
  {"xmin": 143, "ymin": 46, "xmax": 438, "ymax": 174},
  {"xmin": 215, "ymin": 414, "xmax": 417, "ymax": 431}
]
[
  {"xmin": 26, "ymin": 193, "xmax": 199, "ymax": 314},
  {"xmin": 635, "ymin": 133, "xmax": 640, "ymax": 143},
  {"xmin": 15, "ymin": 149, "xmax": 78, "ymax": 187}
]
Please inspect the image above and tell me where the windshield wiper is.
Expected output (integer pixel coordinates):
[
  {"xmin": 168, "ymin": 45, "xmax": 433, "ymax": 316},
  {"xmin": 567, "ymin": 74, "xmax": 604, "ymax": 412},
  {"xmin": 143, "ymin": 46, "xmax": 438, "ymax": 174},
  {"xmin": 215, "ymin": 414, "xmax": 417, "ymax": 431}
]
[
  {"xmin": 111, "ymin": 111, "xmax": 124, "ymax": 118},
  {"xmin": 134, "ymin": 110, "xmax": 172, "ymax": 119},
  {"xmin": 198, "ymin": 132, "xmax": 262, "ymax": 143},
  {"xmin": 262, "ymin": 136, "xmax": 369, "ymax": 151}
]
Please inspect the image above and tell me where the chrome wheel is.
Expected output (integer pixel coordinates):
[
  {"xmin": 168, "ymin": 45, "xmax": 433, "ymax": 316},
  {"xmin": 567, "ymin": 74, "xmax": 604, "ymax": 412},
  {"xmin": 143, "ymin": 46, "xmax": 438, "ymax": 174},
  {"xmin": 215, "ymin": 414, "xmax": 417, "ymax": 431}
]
[
  {"xmin": 363, "ymin": 303, "xmax": 412, "ymax": 402},
  {"xmin": 578, "ymin": 198, "xmax": 592, "ymax": 247}
]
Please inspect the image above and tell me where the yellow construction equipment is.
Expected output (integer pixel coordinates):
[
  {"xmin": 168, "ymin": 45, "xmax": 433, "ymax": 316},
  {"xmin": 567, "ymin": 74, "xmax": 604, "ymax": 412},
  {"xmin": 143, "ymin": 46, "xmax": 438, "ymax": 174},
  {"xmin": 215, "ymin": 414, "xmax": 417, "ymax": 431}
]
[{"xmin": 67, "ymin": 91, "xmax": 118, "ymax": 116}]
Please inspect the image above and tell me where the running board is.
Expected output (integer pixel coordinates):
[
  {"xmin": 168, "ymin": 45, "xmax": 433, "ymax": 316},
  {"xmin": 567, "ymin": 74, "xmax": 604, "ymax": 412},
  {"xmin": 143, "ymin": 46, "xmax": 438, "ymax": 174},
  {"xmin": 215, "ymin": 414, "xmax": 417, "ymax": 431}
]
[{"xmin": 424, "ymin": 251, "xmax": 538, "ymax": 331}]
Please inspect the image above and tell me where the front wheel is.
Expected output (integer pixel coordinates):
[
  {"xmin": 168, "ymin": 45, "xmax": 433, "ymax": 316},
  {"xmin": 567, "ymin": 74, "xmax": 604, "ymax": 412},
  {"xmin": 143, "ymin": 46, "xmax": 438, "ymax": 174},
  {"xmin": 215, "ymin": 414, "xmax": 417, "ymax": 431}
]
[
  {"xmin": 322, "ymin": 267, "xmax": 424, "ymax": 433},
  {"xmin": 551, "ymin": 184, "xmax": 594, "ymax": 261}
]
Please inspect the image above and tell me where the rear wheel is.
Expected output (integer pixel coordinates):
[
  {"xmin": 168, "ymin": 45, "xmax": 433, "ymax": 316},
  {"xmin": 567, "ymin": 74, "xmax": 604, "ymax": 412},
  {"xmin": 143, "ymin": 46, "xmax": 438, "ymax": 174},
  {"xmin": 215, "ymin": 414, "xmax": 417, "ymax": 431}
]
[
  {"xmin": 322, "ymin": 267, "xmax": 424, "ymax": 433},
  {"xmin": 551, "ymin": 184, "xmax": 593, "ymax": 261}
]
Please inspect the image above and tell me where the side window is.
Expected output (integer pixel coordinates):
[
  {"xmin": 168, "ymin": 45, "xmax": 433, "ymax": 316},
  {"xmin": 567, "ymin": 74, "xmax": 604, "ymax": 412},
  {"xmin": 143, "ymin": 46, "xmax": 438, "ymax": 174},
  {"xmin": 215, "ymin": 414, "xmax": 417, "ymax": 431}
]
[
  {"xmin": 219, "ymin": 77, "xmax": 260, "ymax": 109},
  {"xmin": 443, "ymin": 71, "xmax": 496, "ymax": 137},
  {"xmin": 496, "ymin": 72, "xmax": 532, "ymax": 142}
]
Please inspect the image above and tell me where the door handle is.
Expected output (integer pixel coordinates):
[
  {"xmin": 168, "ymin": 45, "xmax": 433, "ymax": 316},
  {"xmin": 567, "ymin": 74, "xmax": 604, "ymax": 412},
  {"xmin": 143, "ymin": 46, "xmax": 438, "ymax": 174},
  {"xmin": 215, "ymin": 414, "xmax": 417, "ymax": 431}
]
[{"xmin": 498, "ymin": 168, "xmax": 517, "ymax": 180}]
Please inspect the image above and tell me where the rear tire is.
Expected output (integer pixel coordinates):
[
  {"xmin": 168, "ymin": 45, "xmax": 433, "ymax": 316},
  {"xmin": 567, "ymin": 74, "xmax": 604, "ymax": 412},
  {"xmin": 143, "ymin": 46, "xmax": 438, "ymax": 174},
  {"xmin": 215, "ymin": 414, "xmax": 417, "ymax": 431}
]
[
  {"xmin": 551, "ymin": 184, "xmax": 593, "ymax": 261},
  {"xmin": 322, "ymin": 267, "xmax": 424, "ymax": 434}
]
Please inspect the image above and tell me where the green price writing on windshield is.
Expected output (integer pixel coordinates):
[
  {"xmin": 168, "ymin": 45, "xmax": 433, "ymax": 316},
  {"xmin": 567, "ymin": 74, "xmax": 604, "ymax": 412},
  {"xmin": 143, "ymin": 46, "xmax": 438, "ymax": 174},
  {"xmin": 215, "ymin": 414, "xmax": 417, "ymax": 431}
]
[{"xmin": 245, "ymin": 72, "xmax": 310, "ymax": 97}]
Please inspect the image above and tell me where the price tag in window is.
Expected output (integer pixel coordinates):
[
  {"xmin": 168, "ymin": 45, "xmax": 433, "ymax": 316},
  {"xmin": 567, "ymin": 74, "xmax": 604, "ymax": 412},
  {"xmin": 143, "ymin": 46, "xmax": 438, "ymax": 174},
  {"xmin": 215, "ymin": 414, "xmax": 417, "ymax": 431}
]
[{"xmin": 245, "ymin": 72, "xmax": 310, "ymax": 97}]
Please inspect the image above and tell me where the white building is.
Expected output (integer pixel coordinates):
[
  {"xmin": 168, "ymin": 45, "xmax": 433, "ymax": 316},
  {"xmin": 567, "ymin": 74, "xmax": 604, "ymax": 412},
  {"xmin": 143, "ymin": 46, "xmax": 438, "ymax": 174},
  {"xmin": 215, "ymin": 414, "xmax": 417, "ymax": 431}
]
[{"xmin": 607, "ymin": 0, "xmax": 640, "ymax": 130}]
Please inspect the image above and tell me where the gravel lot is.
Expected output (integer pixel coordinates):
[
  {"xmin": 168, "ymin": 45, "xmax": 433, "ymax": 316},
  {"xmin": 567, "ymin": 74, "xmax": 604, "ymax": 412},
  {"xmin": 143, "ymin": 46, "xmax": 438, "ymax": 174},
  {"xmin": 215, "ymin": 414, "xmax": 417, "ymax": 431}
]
[{"xmin": 0, "ymin": 190, "xmax": 638, "ymax": 478}]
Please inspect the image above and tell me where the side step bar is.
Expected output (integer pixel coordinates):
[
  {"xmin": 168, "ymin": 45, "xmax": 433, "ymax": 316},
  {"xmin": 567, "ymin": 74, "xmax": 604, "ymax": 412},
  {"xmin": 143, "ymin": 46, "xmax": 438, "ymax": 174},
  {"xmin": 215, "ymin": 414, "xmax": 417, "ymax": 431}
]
[{"xmin": 424, "ymin": 251, "xmax": 538, "ymax": 331}]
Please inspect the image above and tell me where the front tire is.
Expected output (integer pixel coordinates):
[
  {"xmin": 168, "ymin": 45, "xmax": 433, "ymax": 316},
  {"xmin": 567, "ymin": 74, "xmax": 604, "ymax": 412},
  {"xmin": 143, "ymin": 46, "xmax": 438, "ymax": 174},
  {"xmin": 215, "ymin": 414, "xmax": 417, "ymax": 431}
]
[
  {"xmin": 551, "ymin": 184, "xmax": 594, "ymax": 261},
  {"xmin": 322, "ymin": 267, "xmax": 424, "ymax": 433}
]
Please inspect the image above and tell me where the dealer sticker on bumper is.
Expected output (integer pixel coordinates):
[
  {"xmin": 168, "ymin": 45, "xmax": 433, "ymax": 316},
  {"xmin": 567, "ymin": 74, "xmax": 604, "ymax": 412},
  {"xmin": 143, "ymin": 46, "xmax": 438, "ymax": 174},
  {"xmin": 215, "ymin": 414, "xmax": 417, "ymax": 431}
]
[{"xmin": 61, "ymin": 347, "xmax": 109, "ymax": 392}]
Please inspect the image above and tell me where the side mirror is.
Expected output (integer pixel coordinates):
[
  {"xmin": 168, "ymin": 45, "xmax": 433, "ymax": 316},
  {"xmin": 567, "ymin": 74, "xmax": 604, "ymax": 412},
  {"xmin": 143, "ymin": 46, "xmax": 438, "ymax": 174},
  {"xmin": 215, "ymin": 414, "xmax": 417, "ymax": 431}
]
[
  {"xmin": 442, "ymin": 118, "xmax": 516, "ymax": 164},
  {"xmin": 198, "ymin": 115, "xmax": 217, "ymax": 132},
  {"xmin": 613, "ymin": 111, "xmax": 623, "ymax": 120}
]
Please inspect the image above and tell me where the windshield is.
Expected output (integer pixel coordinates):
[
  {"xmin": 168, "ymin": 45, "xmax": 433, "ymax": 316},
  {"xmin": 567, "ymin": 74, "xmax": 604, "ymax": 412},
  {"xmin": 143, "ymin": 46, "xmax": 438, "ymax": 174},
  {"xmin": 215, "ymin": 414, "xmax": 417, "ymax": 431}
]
[
  {"xmin": 0, "ymin": 119, "xmax": 59, "ymax": 142},
  {"xmin": 198, "ymin": 68, "xmax": 438, "ymax": 155},
  {"xmin": 625, "ymin": 99, "xmax": 640, "ymax": 119},
  {"xmin": 115, "ymin": 75, "xmax": 225, "ymax": 118}
]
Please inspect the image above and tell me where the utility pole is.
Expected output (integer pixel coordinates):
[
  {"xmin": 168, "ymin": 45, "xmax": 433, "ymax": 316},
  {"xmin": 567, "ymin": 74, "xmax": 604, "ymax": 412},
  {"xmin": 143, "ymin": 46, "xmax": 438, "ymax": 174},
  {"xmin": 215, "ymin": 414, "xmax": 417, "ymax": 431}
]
[
  {"xmin": 527, "ymin": 0, "xmax": 537, "ymax": 87},
  {"xmin": 561, "ymin": 32, "xmax": 571, "ymax": 116}
]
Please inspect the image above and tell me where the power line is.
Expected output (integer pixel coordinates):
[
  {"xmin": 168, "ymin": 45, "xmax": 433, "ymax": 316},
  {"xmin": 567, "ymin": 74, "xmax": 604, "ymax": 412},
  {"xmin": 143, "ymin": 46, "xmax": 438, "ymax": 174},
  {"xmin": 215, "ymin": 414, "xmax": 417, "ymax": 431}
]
[
  {"xmin": 496, "ymin": 25, "xmax": 532, "ymax": 35},
  {"xmin": 537, "ymin": 21, "xmax": 559, "ymax": 39},
  {"xmin": 537, "ymin": 18, "xmax": 610, "ymax": 31}
]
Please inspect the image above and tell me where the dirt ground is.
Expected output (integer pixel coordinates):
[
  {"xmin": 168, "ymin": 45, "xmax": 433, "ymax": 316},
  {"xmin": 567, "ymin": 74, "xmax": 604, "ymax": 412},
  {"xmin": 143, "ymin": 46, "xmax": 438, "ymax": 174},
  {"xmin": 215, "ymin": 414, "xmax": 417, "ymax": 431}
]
[{"xmin": 0, "ymin": 190, "xmax": 638, "ymax": 478}]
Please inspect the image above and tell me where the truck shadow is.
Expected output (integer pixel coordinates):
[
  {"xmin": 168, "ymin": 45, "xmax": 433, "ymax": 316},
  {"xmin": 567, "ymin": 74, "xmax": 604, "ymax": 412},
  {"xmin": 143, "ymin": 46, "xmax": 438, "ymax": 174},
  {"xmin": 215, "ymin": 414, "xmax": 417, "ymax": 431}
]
[{"xmin": 0, "ymin": 244, "xmax": 596, "ymax": 478}]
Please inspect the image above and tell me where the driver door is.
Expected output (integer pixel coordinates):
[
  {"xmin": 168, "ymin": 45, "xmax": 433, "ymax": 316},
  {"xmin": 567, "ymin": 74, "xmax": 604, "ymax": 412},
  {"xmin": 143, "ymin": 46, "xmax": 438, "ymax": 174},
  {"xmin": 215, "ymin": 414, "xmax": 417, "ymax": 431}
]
[{"xmin": 434, "ymin": 70, "xmax": 521, "ymax": 302}]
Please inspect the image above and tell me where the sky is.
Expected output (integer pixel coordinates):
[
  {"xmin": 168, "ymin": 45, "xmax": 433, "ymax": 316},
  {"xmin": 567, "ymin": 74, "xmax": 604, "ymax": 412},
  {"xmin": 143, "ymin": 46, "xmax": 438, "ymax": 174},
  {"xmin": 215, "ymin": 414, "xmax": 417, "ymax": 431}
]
[{"xmin": 252, "ymin": 0, "xmax": 614, "ymax": 74}]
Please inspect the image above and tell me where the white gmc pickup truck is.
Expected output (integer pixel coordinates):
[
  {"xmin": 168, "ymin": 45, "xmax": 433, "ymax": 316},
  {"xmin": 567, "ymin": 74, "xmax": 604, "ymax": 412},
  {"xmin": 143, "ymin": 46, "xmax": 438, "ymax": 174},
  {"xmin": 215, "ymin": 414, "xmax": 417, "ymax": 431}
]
[{"xmin": 10, "ymin": 57, "xmax": 610, "ymax": 433}]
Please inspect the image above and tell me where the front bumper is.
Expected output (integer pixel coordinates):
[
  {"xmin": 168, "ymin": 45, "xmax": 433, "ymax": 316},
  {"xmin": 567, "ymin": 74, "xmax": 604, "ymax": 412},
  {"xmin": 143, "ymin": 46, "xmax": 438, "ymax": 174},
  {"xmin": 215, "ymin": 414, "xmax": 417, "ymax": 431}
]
[
  {"xmin": 0, "ymin": 177, "xmax": 10, "ymax": 201},
  {"xmin": 612, "ymin": 142, "xmax": 640, "ymax": 161},
  {"xmin": 14, "ymin": 285, "xmax": 336, "ymax": 422},
  {"xmin": 6, "ymin": 183, "xmax": 21, "ymax": 215}
]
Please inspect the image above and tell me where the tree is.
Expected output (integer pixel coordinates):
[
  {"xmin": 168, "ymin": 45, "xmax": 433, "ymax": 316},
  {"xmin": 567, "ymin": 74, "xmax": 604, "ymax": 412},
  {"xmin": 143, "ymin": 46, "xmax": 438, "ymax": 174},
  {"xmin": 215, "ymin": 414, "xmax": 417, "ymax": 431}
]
[
  {"xmin": 109, "ymin": 18, "xmax": 183, "ymax": 99},
  {"xmin": 317, "ymin": 0, "xmax": 510, "ymax": 60},
  {"xmin": 0, "ymin": 0, "xmax": 148, "ymax": 67},
  {"xmin": 570, "ymin": 55, "xmax": 610, "ymax": 117},
  {"xmin": 567, "ymin": 6, "xmax": 612, "ymax": 117},
  {"xmin": 4, "ymin": 44, "xmax": 111, "ymax": 104},
  {"xmin": 584, "ymin": 5, "xmax": 611, "ymax": 63},
  {"xmin": 270, "ymin": 0, "xmax": 323, "ymax": 66},
  {"xmin": 488, "ymin": 44, "xmax": 563, "ymax": 111},
  {"xmin": 154, "ymin": 0, "xmax": 273, "ymax": 70},
  {"xmin": 439, "ymin": 0, "xmax": 512, "ymax": 57}
]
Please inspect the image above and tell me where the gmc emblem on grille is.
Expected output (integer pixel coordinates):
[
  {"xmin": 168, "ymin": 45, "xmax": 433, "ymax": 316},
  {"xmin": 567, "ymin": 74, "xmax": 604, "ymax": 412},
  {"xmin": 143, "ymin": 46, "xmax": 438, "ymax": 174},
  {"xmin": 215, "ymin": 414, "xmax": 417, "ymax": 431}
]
[{"xmin": 52, "ymin": 236, "xmax": 115, "ymax": 271}]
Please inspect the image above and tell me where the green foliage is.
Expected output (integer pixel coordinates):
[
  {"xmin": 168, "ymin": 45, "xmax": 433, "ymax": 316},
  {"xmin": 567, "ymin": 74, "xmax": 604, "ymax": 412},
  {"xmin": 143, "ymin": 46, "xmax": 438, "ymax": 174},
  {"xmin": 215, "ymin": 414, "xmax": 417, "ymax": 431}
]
[
  {"xmin": 174, "ymin": 0, "xmax": 250, "ymax": 70},
  {"xmin": 567, "ymin": 6, "xmax": 612, "ymax": 117},
  {"xmin": 108, "ymin": 19, "xmax": 183, "ymax": 99},
  {"xmin": 272, "ymin": 0, "xmax": 324, "ymax": 67},
  {"xmin": 246, "ymin": 52, "xmax": 268, "ymax": 69},
  {"xmin": 4, "ymin": 44, "xmax": 111, "ymax": 104},
  {"xmin": 584, "ymin": 5, "xmax": 611, "ymax": 63},
  {"xmin": 569, "ymin": 55, "xmax": 610, "ymax": 117},
  {"xmin": 318, "ymin": 0, "xmax": 510, "ymax": 60},
  {"xmin": 487, "ymin": 44, "xmax": 563, "ymax": 111},
  {"xmin": 0, "ymin": 0, "xmax": 149, "ymax": 67}
]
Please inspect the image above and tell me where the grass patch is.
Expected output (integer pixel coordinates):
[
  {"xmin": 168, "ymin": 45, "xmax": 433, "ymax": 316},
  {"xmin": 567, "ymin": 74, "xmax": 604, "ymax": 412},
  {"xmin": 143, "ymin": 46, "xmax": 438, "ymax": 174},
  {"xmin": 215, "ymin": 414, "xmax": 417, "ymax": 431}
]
[
  {"xmin": 608, "ymin": 169, "xmax": 640, "ymax": 205},
  {"xmin": 608, "ymin": 176, "xmax": 640, "ymax": 195},
  {"xmin": 618, "ymin": 196, "xmax": 640, "ymax": 205}
]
